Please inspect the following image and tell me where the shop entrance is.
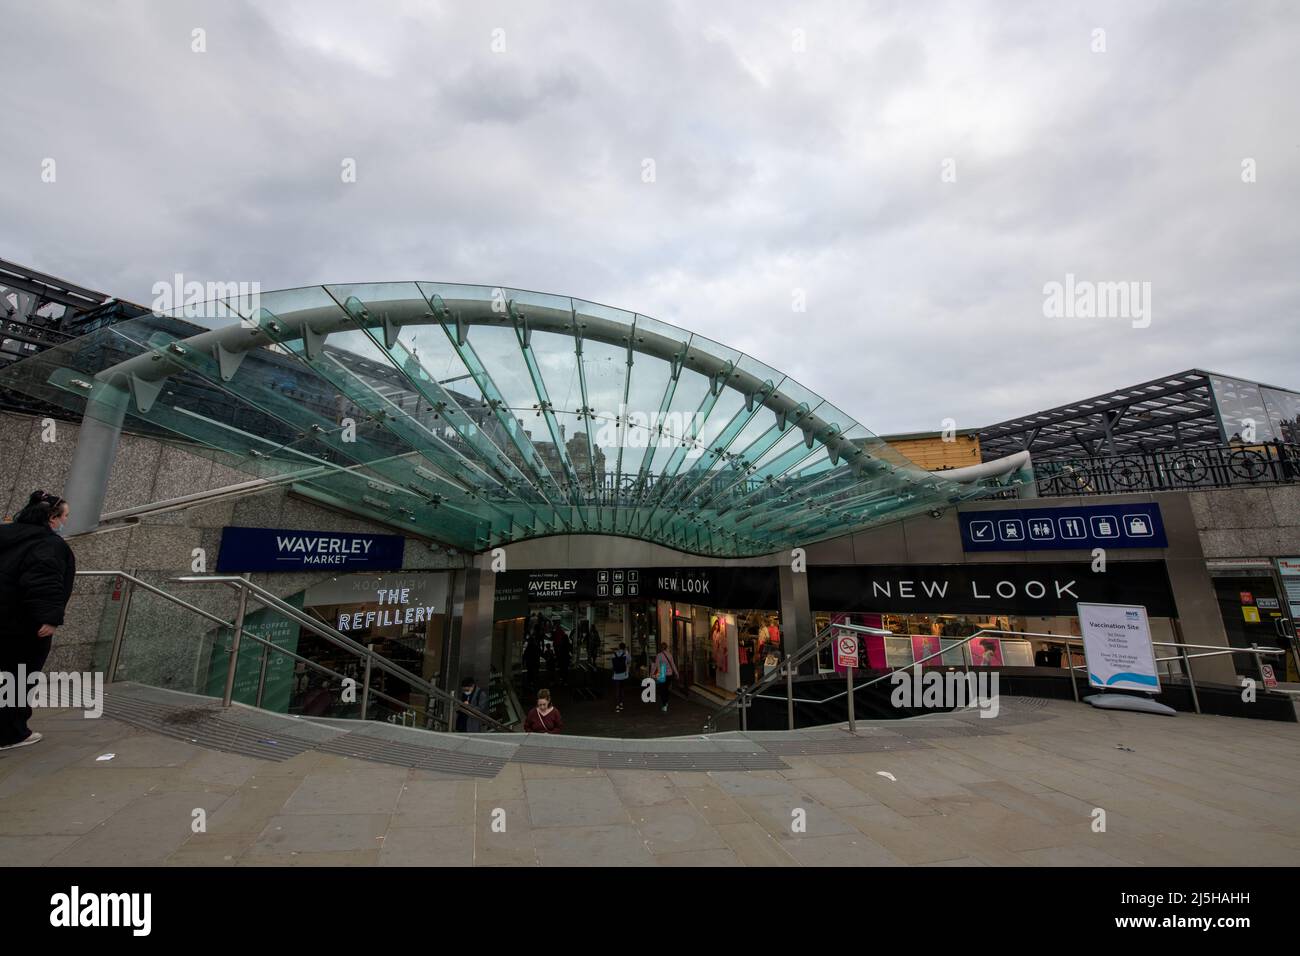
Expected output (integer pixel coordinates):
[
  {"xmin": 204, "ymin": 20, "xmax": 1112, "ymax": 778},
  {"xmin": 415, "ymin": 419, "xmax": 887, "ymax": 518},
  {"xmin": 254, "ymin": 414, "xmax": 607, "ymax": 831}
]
[
  {"xmin": 1212, "ymin": 573, "xmax": 1299, "ymax": 682},
  {"xmin": 499, "ymin": 599, "xmax": 657, "ymax": 697},
  {"xmin": 492, "ymin": 596, "xmax": 720, "ymax": 737},
  {"xmin": 672, "ymin": 616, "xmax": 693, "ymax": 690}
]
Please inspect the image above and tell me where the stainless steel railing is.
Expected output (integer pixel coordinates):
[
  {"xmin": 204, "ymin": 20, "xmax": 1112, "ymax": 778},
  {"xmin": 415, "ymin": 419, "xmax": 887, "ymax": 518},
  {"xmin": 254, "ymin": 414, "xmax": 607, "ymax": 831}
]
[
  {"xmin": 79, "ymin": 570, "xmax": 511, "ymax": 732},
  {"xmin": 704, "ymin": 620, "xmax": 1292, "ymax": 732},
  {"xmin": 703, "ymin": 620, "xmax": 894, "ymax": 732}
]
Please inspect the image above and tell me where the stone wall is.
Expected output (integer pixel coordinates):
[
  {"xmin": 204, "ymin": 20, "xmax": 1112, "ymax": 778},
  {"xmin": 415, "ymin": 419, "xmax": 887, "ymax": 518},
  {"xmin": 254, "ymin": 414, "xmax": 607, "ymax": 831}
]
[
  {"xmin": 0, "ymin": 411, "xmax": 465, "ymax": 675},
  {"xmin": 1189, "ymin": 485, "xmax": 1300, "ymax": 559}
]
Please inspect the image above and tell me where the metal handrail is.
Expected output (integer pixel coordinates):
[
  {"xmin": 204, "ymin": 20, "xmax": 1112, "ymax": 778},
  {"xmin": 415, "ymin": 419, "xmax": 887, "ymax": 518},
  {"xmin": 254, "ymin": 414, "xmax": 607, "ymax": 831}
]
[
  {"xmin": 745, "ymin": 625, "xmax": 1047, "ymax": 707},
  {"xmin": 171, "ymin": 574, "xmax": 509, "ymax": 732},
  {"xmin": 704, "ymin": 620, "xmax": 893, "ymax": 732},
  {"xmin": 175, "ymin": 575, "xmax": 434, "ymax": 690},
  {"xmin": 85, "ymin": 571, "xmax": 440, "ymax": 720},
  {"xmin": 76, "ymin": 570, "xmax": 396, "ymax": 707},
  {"xmin": 83, "ymin": 569, "xmax": 509, "ymax": 732},
  {"xmin": 709, "ymin": 622, "xmax": 1292, "ymax": 729},
  {"xmin": 1034, "ymin": 440, "xmax": 1300, "ymax": 497},
  {"xmin": 76, "ymin": 570, "xmax": 232, "ymax": 630}
]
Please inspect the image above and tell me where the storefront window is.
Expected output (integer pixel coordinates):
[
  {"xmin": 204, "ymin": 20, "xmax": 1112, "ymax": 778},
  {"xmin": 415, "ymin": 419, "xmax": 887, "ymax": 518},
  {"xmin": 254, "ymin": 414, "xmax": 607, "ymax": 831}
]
[
  {"xmin": 652, "ymin": 601, "xmax": 782, "ymax": 697},
  {"xmin": 815, "ymin": 609, "xmax": 1184, "ymax": 679},
  {"xmin": 293, "ymin": 572, "xmax": 451, "ymax": 723}
]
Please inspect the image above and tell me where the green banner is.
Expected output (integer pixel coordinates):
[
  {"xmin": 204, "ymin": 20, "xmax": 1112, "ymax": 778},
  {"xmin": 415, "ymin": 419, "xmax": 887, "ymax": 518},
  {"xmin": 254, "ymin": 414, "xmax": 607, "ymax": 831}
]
[{"xmin": 204, "ymin": 597, "xmax": 303, "ymax": 711}]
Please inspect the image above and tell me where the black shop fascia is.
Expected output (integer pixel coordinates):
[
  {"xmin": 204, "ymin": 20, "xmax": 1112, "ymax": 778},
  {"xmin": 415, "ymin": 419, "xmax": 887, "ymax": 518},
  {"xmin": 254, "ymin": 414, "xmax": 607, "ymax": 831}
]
[
  {"xmin": 809, "ymin": 561, "xmax": 1177, "ymax": 617},
  {"xmin": 497, "ymin": 566, "xmax": 780, "ymax": 609}
]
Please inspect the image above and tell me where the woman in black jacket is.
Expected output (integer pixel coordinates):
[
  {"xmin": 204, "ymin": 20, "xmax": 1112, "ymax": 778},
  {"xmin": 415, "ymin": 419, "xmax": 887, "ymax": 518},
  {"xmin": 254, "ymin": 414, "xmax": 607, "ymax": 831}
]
[{"xmin": 0, "ymin": 490, "xmax": 76, "ymax": 749}]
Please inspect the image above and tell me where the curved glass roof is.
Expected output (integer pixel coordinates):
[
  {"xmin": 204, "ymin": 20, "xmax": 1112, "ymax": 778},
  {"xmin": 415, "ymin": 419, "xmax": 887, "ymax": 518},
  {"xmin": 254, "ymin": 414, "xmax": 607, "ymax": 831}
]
[{"xmin": 0, "ymin": 282, "xmax": 1026, "ymax": 556}]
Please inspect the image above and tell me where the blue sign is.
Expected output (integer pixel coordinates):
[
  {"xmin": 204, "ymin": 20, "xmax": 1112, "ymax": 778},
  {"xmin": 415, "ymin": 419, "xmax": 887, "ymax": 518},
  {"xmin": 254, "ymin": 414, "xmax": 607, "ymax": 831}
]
[
  {"xmin": 216, "ymin": 527, "xmax": 406, "ymax": 572},
  {"xmin": 961, "ymin": 503, "xmax": 1166, "ymax": 552}
]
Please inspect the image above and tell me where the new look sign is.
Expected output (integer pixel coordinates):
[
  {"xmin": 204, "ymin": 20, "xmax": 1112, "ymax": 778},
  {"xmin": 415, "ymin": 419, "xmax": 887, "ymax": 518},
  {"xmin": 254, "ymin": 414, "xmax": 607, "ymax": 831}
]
[{"xmin": 217, "ymin": 527, "xmax": 406, "ymax": 572}]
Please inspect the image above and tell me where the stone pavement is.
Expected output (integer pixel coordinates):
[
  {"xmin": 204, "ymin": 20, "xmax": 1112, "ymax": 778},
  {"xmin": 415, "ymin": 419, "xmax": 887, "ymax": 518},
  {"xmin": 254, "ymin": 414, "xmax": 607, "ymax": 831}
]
[{"xmin": 2, "ymin": 685, "xmax": 1299, "ymax": 867}]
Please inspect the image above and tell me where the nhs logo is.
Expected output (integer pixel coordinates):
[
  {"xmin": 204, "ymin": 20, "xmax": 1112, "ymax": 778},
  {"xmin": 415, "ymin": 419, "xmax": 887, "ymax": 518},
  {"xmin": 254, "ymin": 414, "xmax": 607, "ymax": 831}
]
[{"xmin": 217, "ymin": 527, "xmax": 406, "ymax": 572}]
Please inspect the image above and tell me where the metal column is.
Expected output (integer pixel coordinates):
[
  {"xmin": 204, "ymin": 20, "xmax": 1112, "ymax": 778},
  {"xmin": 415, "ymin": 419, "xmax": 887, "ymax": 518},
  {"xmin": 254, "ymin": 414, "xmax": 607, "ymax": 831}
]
[
  {"xmin": 63, "ymin": 381, "xmax": 130, "ymax": 536},
  {"xmin": 105, "ymin": 571, "xmax": 135, "ymax": 683},
  {"xmin": 221, "ymin": 574, "xmax": 251, "ymax": 707}
]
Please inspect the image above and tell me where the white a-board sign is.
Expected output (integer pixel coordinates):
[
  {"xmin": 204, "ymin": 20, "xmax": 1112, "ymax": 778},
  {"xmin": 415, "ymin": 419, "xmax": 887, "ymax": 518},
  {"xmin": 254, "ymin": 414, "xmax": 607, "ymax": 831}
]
[{"xmin": 1077, "ymin": 602, "xmax": 1161, "ymax": 693}]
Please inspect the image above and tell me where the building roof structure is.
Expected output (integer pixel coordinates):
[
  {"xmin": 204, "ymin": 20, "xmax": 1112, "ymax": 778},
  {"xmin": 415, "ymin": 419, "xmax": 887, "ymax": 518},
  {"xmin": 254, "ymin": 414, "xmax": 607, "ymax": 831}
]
[{"xmin": 0, "ymin": 281, "xmax": 1031, "ymax": 556}]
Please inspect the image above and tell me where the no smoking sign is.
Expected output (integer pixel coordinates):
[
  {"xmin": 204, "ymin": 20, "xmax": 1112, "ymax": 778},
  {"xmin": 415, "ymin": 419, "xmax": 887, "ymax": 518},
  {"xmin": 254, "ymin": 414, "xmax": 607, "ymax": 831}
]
[{"xmin": 833, "ymin": 632, "xmax": 859, "ymax": 668}]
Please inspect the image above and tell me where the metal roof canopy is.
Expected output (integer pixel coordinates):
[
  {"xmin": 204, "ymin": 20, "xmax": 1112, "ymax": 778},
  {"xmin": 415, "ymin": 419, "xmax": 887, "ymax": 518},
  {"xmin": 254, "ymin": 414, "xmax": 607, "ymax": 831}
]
[{"xmin": 977, "ymin": 369, "xmax": 1234, "ymax": 459}]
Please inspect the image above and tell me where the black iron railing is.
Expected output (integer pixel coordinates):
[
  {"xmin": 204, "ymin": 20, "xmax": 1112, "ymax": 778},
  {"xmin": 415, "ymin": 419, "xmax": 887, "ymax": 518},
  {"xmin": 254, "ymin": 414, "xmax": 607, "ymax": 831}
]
[{"xmin": 1034, "ymin": 441, "xmax": 1300, "ymax": 496}]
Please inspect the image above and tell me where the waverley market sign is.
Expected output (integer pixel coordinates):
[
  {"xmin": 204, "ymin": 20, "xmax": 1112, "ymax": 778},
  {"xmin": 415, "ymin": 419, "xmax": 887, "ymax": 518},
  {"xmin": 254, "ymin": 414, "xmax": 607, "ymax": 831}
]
[{"xmin": 217, "ymin": 527, "xmax": 406, "ymax": 572}]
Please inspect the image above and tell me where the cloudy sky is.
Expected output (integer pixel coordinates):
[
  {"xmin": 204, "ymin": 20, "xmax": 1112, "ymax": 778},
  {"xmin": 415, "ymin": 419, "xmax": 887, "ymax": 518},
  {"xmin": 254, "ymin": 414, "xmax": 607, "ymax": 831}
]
[{"xmin": 3, "ymin": 0, "xmax": 1297, "ymax": 435}]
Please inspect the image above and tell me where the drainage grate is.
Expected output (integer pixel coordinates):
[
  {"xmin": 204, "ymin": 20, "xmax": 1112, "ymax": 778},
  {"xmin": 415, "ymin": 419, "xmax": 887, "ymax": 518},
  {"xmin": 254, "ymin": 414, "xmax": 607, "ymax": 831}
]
[
  {"xmin": 104, "ymin": 690, "xmax": 506, "ymax": 777},
  {"xmin": 100, "ymin": 686, "xmax": 1044, "ymax": 778},
  {"xmin": 508, "ymin": 746, "xmax": 787, "ymax": 770},
  {"xmin": 104, "ymin": 693, "xmax": 316, "ymax": 762}
]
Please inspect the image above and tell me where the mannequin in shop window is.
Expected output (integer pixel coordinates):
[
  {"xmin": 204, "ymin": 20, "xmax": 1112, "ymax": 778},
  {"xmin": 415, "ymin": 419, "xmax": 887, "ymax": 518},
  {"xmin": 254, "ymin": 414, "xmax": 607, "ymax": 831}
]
[
  {"xmin": 757, "ymin": 621, "xmax": 781, "ymax": 675},
  {"xmin": 710, "ymin": 616, "xmax": 727, "ymax": 679}
]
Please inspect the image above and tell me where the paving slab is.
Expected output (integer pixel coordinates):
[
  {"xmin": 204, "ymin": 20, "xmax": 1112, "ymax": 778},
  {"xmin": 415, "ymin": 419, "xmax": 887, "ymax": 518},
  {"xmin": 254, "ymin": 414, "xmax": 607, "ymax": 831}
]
[
  {"xmin": 531, "ymin": 824, "xmax": 654, "ymax": 867},
  {"xmin": 525, "ymin": 776, "xmax": 631, "ymax": 828},
  {"xmin": 631, "ymin": 799, "xmax": 729, "ymax": 855},
  {"xmin": 246, "ymin": 813, "xmax": 390, "ymax": 857},
  {"xmin": 4, "ymin": 688, "xmax": 1298, "ymax": 867},
  {"xmin": 380, "ymin": 826, "xmax": 474, "ymax": 866},
  {"xmin": 473, "ymin": 798, "xmax": 536, "ymax": 866}
]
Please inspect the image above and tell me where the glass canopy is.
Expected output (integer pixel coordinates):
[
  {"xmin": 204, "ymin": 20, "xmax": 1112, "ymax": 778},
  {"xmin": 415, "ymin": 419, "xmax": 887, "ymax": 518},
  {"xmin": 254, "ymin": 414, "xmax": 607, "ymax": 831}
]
[{"xmin": 0, "ymin": 282, "xmax": 1023, "ymax": 557}]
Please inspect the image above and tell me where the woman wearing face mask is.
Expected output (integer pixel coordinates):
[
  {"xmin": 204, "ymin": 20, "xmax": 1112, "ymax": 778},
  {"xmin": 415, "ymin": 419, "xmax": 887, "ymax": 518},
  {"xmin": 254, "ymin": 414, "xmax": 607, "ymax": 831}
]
[{"xmin": 0, "ymin": 490, "xmax": 77, "ymax": 750}]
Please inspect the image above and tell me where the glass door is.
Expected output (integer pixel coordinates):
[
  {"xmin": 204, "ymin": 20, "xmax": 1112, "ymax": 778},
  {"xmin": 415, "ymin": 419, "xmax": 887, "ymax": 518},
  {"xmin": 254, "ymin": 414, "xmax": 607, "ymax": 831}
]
[
  {"xmin": 1212, "ymin": 575, "xmax": 1289, "ymax": 681},
  {"xmin": 673, "ymin": 616, "xmax": 694, "ymax": 689}
]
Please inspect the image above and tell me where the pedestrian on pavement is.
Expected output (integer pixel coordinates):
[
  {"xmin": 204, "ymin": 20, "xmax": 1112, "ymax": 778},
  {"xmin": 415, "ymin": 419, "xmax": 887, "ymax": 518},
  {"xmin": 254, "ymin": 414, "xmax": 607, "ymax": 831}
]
[
  {"xmin": 652, "ymin": 643, "xmax": 680, "ymax": 713},
  {"xmin": 611, "ymin": 642, "xmax": 631, "ymax": 712},
  {"xmin": 523, "ymin": 688, "xmax": 563, "ymax": 734},
  {"xmin": 0, "ymin": 490, "xmax": 76, "ymax": 751},
  {"xmin": 523, "ymin": 634, "xmax": 541, "ymax": 690},
  {"xmin": 553, "ymin": 620, "xmax": 571, "ymax": 686}
]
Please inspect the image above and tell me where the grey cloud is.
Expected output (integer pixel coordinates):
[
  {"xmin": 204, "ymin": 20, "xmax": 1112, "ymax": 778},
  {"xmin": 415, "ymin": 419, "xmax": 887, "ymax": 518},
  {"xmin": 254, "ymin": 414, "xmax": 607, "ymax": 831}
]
[{"xmin": 0, "ymin": 0, "xmax": 1296, "ymax": 438}]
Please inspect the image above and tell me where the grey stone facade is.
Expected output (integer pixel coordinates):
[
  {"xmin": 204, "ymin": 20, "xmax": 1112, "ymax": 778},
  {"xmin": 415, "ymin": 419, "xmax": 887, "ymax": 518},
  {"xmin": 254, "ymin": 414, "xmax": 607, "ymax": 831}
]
[
  {"xmin": 5, "ymin": 407, "xmax": 1295, "ymax": 692},
  {"xmin": 1, "ymin": 411, "xmax": 465, "ymax": 676},
  {"xmin": 1189, "ymin": 485, "xmax": 1300, "ymax": 559}
]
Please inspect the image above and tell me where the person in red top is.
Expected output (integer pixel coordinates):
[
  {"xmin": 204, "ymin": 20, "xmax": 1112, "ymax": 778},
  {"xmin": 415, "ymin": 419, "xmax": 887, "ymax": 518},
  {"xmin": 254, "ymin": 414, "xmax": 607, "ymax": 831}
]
[{"xmin": 523, "ymin": 688, "xmax": 563, "ymax": 734}]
